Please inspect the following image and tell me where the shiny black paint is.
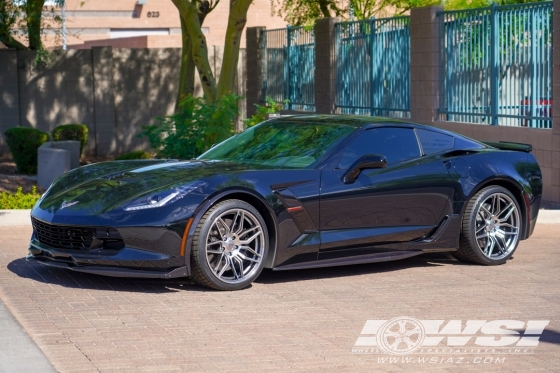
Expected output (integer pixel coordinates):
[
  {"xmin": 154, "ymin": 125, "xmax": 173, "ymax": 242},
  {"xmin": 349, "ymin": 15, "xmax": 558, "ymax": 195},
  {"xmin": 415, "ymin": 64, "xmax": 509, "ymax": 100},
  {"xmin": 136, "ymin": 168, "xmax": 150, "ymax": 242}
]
[{"xmin": 27, "ymin": 115, "xmax": 543, "ymax": 278}]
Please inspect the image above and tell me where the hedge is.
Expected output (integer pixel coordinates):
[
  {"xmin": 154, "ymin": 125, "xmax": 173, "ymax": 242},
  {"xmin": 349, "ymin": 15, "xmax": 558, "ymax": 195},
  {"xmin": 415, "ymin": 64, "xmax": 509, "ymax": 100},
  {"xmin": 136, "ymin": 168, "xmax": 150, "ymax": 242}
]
[
  {"xmin": 0, "ymin": 187, "xmax": 41, "ymax": 209},
  {"xmin": 52, "ymin": 124, "xmax": 89, "ymax": 156},
  {"xmin": 4, "ymin": 127, "xmax": 49, "ymax": 174}
]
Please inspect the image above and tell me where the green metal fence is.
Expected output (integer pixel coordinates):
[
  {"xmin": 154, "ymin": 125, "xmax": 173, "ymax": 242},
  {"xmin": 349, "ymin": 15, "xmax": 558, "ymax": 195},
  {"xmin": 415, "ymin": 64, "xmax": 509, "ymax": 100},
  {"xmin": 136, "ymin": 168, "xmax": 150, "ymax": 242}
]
[
  {"xmin": 334, "ymin": 17, "xmax": 411, "ymax": 117},
  {"xmin": 261, "ymin": 27, "xmax": 315, "ymax": 111},
  {"xmin": 439, "ymin": 2, "xmax": 552, "ymax": 128}
]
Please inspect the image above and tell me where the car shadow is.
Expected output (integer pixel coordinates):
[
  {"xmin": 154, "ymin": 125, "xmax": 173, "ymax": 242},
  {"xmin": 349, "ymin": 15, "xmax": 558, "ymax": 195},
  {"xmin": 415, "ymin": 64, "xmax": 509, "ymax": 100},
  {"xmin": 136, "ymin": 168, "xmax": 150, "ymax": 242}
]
[
  {"xmin": 7, "ymin": 252, "xmax": 468, "ymax": 293},
  {"xmin": 6, "ymin": 258, "xmax": 202, "ymax": 294},
  {"xmin": 254, "ymin": 252, "xmax": 468, "ymax": 285}
]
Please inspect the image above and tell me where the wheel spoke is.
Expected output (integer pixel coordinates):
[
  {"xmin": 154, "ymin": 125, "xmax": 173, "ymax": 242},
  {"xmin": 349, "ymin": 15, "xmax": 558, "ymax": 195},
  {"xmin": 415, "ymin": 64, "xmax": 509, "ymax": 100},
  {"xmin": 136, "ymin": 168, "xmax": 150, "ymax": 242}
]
[
  {"xmin": 230, "ymin": 257, "xmax": 240, "ymax": 279},
  {"xmin": 218, "ymin": 256, "xmax": 231, "ymax": 277},
  {"xmin": 233, "ymin": 256, "xmax": 245, "ymax": 279},
  {"xmin": 498, "ymin": 203, "xmax": 515, "ymax": 222},
  {"xmin": 234, "ymin": 212, "xmax": 245, "ymax": 234},
  {"xmin": 239, "ymin": 230, "xmax": 262, "ymax": 245},
  {"xmin": 480, "ymin": 205, "xmax": 493, "ymax": 218},
  {"xmin": 496, "ymin": 229, "xmax": 518, "ymax": 236},
  {"xmin": 500, "ymin": 223, "xmax": 519, "ymax": 230},
  {"xmin": 237, "ymin": 245, "xmax": 261, "ymax": 258},
  {"xmin": 493, "ymin": 235, "xmax": 506, "ymax": 255},
  {"xmin": 216, "ymin": 218, "xmax": 230, "ymax": 236},
  {"xmin": 476, "ymin": 225, "xmax": 486, "ymax": 234},
  {"xmin": 213, "ymin": 253, "xmax": 225, "ymax": 273},
  {"xmin": 207, "ymin": 240, "xmax": 222, "ymax": 246},
  {"xmin": 492, "ymin": 195, "xmax": 502, "ymax": 216},
  {"xmin": 237, "ymin": 253, "xmax": 259, "ymax": 263},
  {"xmin": 403, "ymin": 338, "xmax": 415, "ymax": 349},
  {"xmin": 239, "ymin": 225, "xmax": 259, "ymax": 239},
  {"xmin": 485, "ymin": 236, "xmax": 495, "ymax": 255},
  {"xmin": 476, "ymin": 232, "xmax": 488, "ymax": 239}
]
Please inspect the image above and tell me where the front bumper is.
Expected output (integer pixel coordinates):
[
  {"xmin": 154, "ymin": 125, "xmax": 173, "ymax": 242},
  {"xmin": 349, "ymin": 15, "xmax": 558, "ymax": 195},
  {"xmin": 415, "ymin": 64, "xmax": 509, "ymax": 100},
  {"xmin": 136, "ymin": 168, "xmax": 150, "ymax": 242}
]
[{"xmin": 27, "ymin": 220, "xmax": 191, "ymax": 278}]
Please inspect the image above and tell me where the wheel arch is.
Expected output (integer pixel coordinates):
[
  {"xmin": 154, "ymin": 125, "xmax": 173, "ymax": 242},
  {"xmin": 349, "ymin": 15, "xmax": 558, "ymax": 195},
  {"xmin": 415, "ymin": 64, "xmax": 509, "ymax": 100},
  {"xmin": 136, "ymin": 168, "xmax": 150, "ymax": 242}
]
[
  {"xmin": 461, "ymin": 177, "xmax": 529, "ymax": 240},
  {"xmin": 184, "ymin": 188, "xmax": 278, "ymax": 269}
]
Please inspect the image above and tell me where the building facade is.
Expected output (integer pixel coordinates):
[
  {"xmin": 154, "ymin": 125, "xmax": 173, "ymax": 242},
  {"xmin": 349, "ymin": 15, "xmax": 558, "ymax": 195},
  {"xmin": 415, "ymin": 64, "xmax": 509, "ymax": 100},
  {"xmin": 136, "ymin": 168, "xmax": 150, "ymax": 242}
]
[{"xmin": 46, "ymin": 0, "xmax": 288, "ymax": 49}]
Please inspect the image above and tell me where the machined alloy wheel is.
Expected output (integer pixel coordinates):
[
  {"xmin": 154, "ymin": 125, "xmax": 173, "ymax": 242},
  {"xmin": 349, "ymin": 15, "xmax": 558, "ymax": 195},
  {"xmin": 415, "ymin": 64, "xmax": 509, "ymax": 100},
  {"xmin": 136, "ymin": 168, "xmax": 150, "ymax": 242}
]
[
  {"xmin": 191, "ymin": 200, "xmax": 269, "ymax": 290},
  {"xmin": 454, "ymin": 186, "xmax": 522, "ymax": 265}
]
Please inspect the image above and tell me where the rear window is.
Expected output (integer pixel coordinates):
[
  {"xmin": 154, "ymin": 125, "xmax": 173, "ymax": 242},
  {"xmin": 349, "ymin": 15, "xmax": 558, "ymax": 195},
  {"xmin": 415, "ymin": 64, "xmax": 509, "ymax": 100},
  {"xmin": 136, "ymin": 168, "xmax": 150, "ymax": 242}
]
[{"xmin": 416, "ymin": 129, "xmax": 454, "ymax": 155}]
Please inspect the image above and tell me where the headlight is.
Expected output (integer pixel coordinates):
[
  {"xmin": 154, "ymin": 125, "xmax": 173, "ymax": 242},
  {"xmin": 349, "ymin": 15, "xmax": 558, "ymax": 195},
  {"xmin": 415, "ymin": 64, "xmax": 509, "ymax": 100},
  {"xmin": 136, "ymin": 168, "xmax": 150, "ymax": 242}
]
[{"xmin": 124, "ymin": 181, "xmax": 207, "ymax": 211}]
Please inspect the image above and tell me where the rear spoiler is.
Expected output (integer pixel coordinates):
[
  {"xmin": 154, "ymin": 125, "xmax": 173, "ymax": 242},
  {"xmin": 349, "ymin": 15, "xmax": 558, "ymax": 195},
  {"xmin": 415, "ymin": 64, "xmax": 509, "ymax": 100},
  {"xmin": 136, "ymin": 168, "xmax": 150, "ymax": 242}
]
[{"xmin": 482, "ymin": 141, "xmax": 532, "ymax": 153}]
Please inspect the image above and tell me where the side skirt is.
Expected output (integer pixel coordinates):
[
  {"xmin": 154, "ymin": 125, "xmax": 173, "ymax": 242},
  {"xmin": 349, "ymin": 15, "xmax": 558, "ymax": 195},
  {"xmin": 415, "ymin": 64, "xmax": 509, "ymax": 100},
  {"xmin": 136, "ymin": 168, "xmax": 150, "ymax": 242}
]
[{"xmin": 273, "ymin": 250, "xmax": 425, "ymax": 271}]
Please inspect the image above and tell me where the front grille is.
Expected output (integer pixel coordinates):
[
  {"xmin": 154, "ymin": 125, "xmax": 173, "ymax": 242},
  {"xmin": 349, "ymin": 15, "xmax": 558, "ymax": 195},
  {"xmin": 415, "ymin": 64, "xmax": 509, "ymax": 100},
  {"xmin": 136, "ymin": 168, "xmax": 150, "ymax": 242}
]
[{"xmin": 31, "ymin": 217, "xmax": 122, "ymax": 251}]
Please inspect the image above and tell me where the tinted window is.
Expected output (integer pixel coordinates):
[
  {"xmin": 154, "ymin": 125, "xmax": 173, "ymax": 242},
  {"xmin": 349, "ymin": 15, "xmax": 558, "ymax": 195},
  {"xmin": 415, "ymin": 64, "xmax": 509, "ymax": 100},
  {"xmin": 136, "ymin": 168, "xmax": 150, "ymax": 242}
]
[
  {"xmin": 416, "ymin": 129, "xmax": 454, "ymax": 155},
  {"xmin": 198, "ymin": 121, "xmax": 356, "ymax": 168},
  {"xmin": 337, "ymin": 128, "xmax": 421, "ymax": 169}
]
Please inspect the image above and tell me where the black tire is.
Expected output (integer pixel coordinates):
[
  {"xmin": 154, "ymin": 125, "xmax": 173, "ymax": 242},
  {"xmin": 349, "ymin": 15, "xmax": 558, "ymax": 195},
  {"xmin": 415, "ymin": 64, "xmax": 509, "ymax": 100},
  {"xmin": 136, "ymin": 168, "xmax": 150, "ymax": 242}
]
[
  {"xmin": 453, "ymin": 186, "xmax": 522, "ymax": 266},
  {"xmin": 190, "ymin": 199, "xmax": 269, "ymax": 291}
]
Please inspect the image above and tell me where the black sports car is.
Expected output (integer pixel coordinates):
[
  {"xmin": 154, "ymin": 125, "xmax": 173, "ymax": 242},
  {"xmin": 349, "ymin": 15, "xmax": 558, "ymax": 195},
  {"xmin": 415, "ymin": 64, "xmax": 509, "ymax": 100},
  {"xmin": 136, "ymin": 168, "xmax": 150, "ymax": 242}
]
[{"xmin": 28, "ymin": 115, "xmax": 542, "ymax": 290}]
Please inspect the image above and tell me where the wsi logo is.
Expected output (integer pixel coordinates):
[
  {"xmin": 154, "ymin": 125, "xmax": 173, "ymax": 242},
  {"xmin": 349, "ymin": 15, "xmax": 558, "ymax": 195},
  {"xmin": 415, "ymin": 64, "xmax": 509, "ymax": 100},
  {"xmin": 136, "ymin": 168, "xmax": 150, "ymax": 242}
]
[{"xmin": 355, "ymin": 317, "xmax": 549, "ymax": 355}]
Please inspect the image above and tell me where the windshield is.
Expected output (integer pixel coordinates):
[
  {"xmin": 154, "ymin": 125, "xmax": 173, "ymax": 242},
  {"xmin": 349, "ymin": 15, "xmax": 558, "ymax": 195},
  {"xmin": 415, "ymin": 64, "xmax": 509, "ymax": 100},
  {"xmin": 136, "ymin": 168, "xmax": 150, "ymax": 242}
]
[{"xmin": 197, "ymin": 120, "xmax": 356, "ymax": 168}]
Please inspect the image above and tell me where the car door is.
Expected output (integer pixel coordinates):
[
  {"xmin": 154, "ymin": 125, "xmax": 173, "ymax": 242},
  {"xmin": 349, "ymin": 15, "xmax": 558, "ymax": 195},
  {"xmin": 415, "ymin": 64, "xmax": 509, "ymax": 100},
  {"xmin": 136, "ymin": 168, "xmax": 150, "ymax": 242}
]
[{"xmin": 319, "ymin": 126, "xmax": 452, "ymax": 255}]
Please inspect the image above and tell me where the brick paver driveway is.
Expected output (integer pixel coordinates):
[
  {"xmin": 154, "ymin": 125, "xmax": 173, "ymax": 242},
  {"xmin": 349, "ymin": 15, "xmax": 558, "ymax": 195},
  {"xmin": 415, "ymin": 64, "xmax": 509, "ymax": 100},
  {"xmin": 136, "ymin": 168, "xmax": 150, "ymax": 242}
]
[{"xmin": 0, "ymin": 224, "xmax": 559, "ymax": 373}]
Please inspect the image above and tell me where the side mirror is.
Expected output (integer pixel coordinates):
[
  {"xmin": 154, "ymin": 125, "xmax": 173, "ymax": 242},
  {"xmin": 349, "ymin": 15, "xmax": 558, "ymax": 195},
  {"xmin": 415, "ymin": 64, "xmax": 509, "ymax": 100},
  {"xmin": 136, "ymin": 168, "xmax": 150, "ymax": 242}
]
[{"xmin": 342, "ymin": 154, "xmax": 387, "ymax": 184}]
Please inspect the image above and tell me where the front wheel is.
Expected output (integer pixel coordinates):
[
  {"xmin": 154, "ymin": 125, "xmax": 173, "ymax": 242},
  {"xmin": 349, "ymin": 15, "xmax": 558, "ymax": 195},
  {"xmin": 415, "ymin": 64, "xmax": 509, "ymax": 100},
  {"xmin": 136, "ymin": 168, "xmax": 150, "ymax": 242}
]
[
  {"xmin": 190, "ymin": 199, "xmax": 269, "ymax": 290},
  {"xmin": 453, "ymin": 186, "xmax": 522, "ymax": 265}
]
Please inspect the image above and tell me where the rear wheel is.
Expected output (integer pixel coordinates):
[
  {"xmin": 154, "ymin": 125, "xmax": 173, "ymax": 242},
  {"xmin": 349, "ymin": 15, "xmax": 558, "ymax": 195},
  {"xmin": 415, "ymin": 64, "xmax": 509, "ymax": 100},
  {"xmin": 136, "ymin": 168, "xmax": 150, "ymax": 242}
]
[
  {"xmin": 190, "ymin": 199, "xmax": 268, "ymax": 290},
  {"xmin": 453, "ymin": 186, "xmax": 522, "ymax": 265}
]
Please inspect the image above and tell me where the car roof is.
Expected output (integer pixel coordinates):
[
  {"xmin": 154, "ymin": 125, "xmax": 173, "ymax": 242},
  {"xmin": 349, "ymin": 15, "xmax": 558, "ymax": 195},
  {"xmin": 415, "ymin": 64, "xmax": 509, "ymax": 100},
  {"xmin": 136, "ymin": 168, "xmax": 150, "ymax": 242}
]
[
  {"xmin": 269, "ymin": 114, "xmax": 467, "ymax": 137},
  {"xmin": 270, "ymin": 114, "xmax": 405, "ymax": 128}
]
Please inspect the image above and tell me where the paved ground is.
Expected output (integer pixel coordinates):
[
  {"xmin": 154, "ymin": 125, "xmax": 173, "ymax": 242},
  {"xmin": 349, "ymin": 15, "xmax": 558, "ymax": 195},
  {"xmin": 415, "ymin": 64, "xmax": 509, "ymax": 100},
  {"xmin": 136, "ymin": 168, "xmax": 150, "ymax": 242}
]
[
  {"xmin": 0, "ymin": 298, "xmax": 55, "ymax": 373},
  {"xmin": 0, "ymin": 225, "xmax": 559, "ymax": 373}
]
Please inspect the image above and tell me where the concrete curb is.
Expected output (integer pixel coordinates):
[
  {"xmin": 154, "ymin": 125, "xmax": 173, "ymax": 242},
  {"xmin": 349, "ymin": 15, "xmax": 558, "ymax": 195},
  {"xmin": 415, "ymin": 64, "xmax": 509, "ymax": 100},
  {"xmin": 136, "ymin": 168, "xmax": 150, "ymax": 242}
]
[
  {"xmin": 538, "ymin": 210, "xmax": 560, "ymax": 224},
  {"xmin": 0, "ymin": 297, "xmax": 56, "ymax": 373},
  {"xmin": 0, "ymin": 210, "xmax": 31, "ymax": 226},
  {"xmin": 1, "ymin": 208, "xmax": 560, "ymax": 226}
]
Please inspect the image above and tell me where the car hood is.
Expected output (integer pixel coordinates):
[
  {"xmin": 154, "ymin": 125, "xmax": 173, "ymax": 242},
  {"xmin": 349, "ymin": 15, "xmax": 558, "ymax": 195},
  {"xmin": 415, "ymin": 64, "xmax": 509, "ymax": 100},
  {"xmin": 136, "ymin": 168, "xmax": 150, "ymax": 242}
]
[{"xmin": 35, "ymin": 159, "xmax": 265, "ymax": 216}]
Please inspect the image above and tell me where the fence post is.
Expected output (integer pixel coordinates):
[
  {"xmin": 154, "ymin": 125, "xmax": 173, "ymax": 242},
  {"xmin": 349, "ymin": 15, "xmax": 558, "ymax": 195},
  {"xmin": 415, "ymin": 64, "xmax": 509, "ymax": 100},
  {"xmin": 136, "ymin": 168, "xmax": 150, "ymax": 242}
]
[
  {"xmin": 246, "ymin": 27, "xmax": 266, "ymax": 118},
  {"xmin": 553, "ymin": 0, "xmax": 560, "ymax": 137},
  {"xmin": 552, "ymin": 0, "xmax": 560, "ymax": 202},
  {"xmin": 410, "ymin": 6, "xmax": 444, "ymax": 124},
  {"xmin": 314, "ymin": 18, "xmax": 339, "ymax": 115},
  {"xmin": 490, "ymin": 3, "xmax": 499, "ymax": 125}
]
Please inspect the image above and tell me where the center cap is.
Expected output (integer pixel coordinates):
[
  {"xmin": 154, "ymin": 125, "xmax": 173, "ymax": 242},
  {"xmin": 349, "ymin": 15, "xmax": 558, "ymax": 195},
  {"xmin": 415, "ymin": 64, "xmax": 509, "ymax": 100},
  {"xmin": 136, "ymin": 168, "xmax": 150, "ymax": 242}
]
[{"xmin": 223, "ymin": 237, "xmax": 237, "ymax": 253}]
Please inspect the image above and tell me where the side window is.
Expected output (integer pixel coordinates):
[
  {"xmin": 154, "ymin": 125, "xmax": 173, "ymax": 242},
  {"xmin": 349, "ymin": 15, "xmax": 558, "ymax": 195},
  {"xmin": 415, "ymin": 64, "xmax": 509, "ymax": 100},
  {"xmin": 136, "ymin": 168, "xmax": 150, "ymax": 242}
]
[
  {"xmin": 416, "ymin": 129, "xmax": 454, "ymax": 155},
  {"xmin": 337, "ymin": 128, "xmax": 421, "ymax": 169}
]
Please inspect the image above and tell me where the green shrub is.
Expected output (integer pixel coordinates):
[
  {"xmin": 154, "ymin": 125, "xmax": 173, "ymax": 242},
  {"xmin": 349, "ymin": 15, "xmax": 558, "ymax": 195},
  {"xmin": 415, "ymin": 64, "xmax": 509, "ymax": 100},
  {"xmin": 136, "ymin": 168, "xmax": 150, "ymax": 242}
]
[
  {"xmin": 52, "ymin": 124, "xmax": 89, "ymax": 156},
  {"xmin": 244, "ymin": 97, "xmax": 285, "ymax": 128},
  {"xmin": 0, "ymin": 187, "xmax": 41, "ymax": 209},
  {"xmin": 4, "ymin": 127, "xmax": 49, "ymax": 174},
  {"xmin": 141, "ymin": 93, "xmax": 239, "ymax": 159},
  {"xmin": 115, "ymin": 150, "xmax": 152, "ymax": 160}
]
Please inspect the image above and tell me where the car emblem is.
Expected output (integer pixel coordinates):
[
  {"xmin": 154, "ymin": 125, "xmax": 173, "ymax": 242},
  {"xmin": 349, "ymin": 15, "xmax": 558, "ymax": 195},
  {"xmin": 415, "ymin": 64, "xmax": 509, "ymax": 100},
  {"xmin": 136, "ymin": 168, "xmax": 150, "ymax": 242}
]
[{"xmin": 60, "ymin": 200, "xmax": 79, "ymax": 210}]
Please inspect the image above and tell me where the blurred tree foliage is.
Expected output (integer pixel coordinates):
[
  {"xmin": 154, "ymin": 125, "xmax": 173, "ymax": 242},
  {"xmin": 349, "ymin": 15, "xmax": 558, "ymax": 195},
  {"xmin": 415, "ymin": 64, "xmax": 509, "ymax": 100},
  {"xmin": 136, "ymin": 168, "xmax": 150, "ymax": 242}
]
[
  {"xmin": 271, "ymin": 0, "xmax": 548, "ymax": 25},
  {"xmin": 141, "ymin": 93, "xmax": 240, "ymax": 160}
]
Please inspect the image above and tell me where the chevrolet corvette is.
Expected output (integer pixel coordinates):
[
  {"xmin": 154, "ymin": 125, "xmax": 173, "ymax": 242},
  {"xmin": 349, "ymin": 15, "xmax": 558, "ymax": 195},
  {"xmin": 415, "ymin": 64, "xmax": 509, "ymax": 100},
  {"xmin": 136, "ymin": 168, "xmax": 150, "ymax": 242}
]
[{"xmin": 27, "ymin": 115, "xmax": 542, "ymax": 290}]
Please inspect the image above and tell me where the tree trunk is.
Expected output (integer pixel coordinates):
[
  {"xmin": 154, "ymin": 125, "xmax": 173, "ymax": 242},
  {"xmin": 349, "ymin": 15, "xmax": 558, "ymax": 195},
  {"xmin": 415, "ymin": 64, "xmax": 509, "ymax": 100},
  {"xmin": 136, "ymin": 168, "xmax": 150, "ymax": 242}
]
[
  {"xmin": 175, "ymin": 4, "xmax": 212, "ymax": 112},
  {"xmin": 171, "ymin": 0, "xmax": 217, "ymax": 103},
  {"xmin": 216, "ymin": 0, "xmax": 251, "ymax": 99},
  {"xmin": 26, "ymin": 0, "xmax": 45, "ymax": 50},
  {"xmin": 175, "ymin": 17, "xmax": 196, "ymax": 112},
  {"xmin": 318, "ymin": 0, "xmax": 331, "ymax": 18}
]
